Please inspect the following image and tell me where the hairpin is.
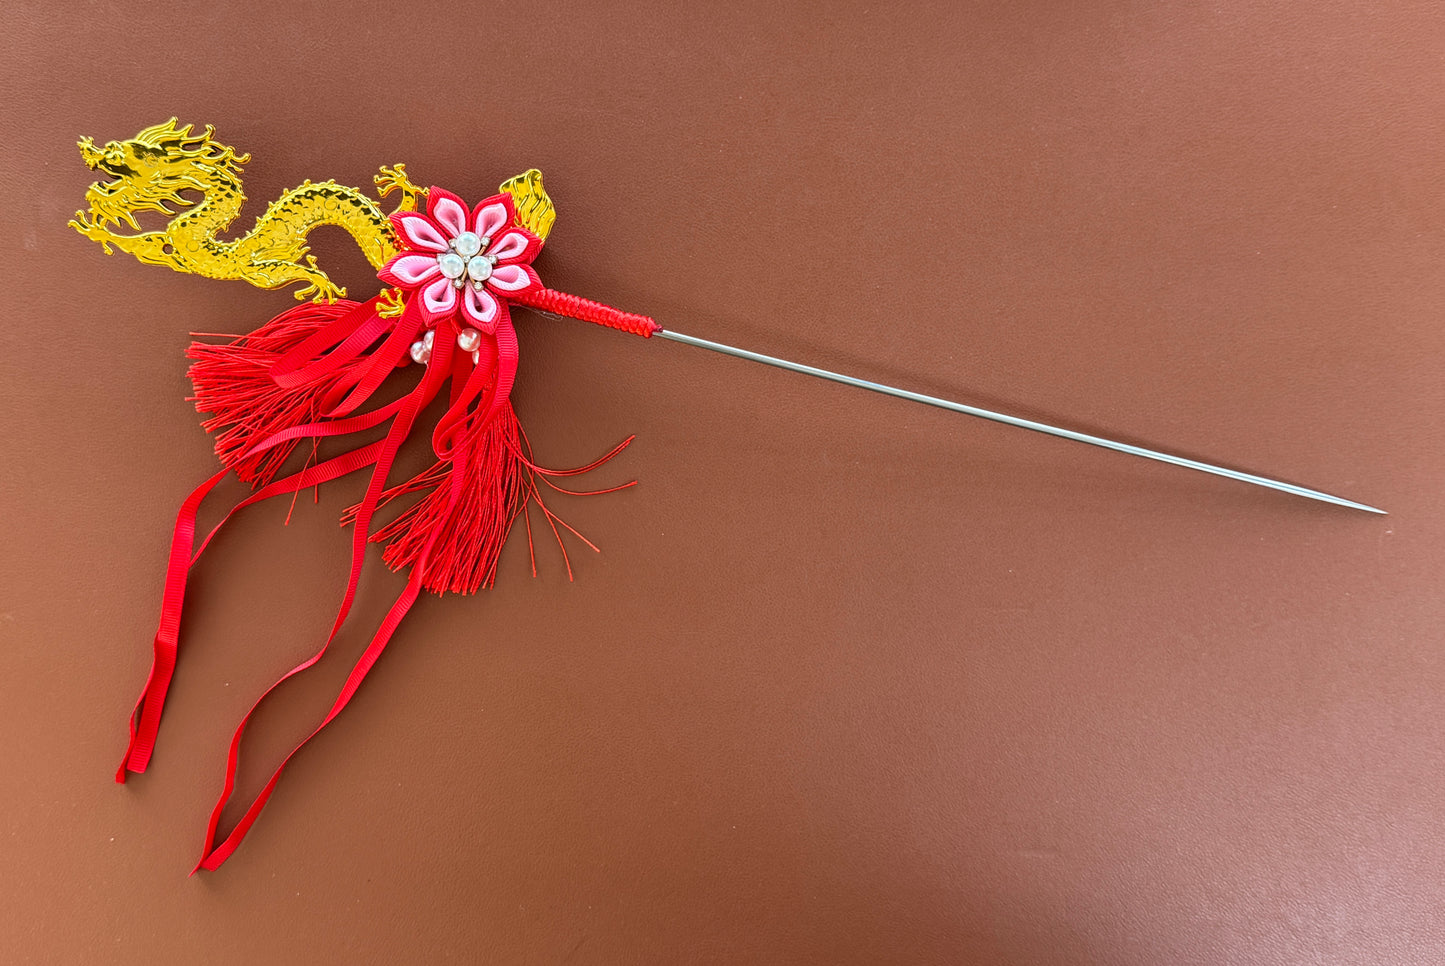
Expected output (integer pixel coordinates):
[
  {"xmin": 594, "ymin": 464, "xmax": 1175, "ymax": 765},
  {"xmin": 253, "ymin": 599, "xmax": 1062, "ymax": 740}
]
[{"xmin": 72, "ymin": 119, "xmax": 1384, "ymax": 872}]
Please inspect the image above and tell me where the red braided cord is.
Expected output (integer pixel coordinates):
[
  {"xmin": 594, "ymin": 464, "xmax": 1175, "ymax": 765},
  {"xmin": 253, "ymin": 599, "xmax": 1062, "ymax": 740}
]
[{"xmin": 513, "ymin": 287, "xmax": 660, "ymax": 338}]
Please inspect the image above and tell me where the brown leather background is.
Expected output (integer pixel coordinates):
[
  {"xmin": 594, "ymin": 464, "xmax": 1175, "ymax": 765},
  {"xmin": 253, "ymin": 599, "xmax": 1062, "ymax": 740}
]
[{"xmin": 3, "ymin": 1, "xmax": 1442, "ymax": 963}]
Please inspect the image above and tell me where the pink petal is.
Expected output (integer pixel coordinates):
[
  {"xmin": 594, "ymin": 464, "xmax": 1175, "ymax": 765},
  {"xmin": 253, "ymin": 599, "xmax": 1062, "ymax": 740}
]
[
  {"xmin": 485, "ymin": 228, "xmax": 538, "ymax": 264},
  {"xmin": 427, "ymin": 188, "xmax": 469, "ymax": 239},
  {"xmin": 473, "ymin": 200, "xmax": 510, "ymax": 240},
  {"xmin": 378, "ymin": 253, "xmax": 441, "ymax": 287},
  {"xmin": 391, "ymin": 212, "xmax": 449, "ymax": 253},
  {"xmin": 463, "ymin": 286, "xmax": 498, "ymax": 332},
  {"xmin": 421, "ymin": 276, "xmax": 457, "ymax": 319},
  {"xmin": 486, "ymin": 263, "xmax": 538, "ymax": 293}
]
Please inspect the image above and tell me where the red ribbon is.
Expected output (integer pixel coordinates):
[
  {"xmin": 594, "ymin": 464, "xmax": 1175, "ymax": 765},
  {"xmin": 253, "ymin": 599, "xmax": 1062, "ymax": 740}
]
[{"xmin": 194, "ymin": 333, "xmax": 456, "ymax": 870}]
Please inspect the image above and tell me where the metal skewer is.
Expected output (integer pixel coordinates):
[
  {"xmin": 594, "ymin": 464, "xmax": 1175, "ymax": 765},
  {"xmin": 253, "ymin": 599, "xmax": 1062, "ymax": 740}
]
[{"xmin": 652, "ymin": 328, "xmax": 1385, "ymax": 515}]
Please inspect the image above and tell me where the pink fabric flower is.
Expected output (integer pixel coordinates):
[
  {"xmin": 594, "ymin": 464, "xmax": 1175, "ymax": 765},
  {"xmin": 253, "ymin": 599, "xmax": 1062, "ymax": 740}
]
[{"xmin": 378, "ymin": 187, "xmax": 542, "ymax": 334}]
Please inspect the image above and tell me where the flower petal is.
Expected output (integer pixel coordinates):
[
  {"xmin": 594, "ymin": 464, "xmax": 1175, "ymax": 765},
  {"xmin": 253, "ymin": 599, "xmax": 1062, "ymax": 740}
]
[
  {"xmin": 421, "ymin": 276, "xmax": 457, "ymax": 320},
  {"xmin": 463, "ymin": 285, "xmax": 499, "ymax": 333},
  {"xmin": 486, "ymin": 263, "xmax": 540, "ymax": 294},
  {"xmin": 426, "ymin": 186, "xmax": 469, "ymax": 239},
  {"xmin": 472, "ymin": 194, "xmax": 514, "ymax": 240},
  {"xmin": 378, "ymin": 253, "xmax": 441, "ymax": 288},
  {"xmin": 390, "ymin": 212, "xmax": 449, "ymax": 253},
  {"xmin": 485, "ymin": 227, "xmax": 540, "ymax": 265}
]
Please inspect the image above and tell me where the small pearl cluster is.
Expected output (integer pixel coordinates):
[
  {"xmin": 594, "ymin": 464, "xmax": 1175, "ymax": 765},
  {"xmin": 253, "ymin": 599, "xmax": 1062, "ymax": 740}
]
[
  {"xmin": 409, "ymin": 329, "xmax": 435, "ymax": 364},
  {"xmin": 436, "ymin": 230, "xmax": 496, "ymax": 292},
  {"xmin": 410, "ymin": 326, "xmax": 484, "ymax": 366}
]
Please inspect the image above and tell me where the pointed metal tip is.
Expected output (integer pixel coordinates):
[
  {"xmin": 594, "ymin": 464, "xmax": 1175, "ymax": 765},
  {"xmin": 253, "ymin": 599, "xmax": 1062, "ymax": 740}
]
[
  {"xmin": 1283, "ymin": 483, "xmax": 1387, "ymax": 515},
  {"xmin": 652, "ymin": 328, "xmax": 1390, "ymax": 516}
]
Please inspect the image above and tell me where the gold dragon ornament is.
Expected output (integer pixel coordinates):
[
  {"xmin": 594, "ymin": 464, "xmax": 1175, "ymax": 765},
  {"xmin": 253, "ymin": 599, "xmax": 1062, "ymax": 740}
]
[{"xmin": 69, "ymin": 117, "xmax": 557, "ymax": 309}]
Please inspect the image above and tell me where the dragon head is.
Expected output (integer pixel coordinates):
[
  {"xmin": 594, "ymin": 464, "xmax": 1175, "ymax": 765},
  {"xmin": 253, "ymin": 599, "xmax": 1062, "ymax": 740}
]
[{"xmin": 76, "ymin": 118, "xmax": 249, "ymax": 231}]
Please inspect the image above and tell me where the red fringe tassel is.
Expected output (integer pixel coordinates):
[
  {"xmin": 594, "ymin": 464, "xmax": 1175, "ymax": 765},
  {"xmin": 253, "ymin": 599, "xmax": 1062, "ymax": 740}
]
[
  {"xmin": 187, "ymin": 300, "xmax": 387, "ymax": 485},
  {"xmin": 347, "ymin": 403, "xmax": 636, "ymax": 594}
]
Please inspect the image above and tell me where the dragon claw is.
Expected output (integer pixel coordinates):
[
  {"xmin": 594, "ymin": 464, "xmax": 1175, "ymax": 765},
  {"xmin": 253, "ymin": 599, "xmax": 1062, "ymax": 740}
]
[
  {"xmin": 375, "ymin": 164, "xmax": 423, "ymax": 213},
  {"xmin": 375, "ymin": 164, "xmax": 410, "ymax": 195},
  {"xmin": 69, "ymin": 212, "xmax": 116, "ymax": 253},
  {"xmin": 293, "ymin": 282, "xmax": 344, "ymax": 303},
  {"xmin": 293, "ymin": 256, "xmax": 346, "ymax": 303}
]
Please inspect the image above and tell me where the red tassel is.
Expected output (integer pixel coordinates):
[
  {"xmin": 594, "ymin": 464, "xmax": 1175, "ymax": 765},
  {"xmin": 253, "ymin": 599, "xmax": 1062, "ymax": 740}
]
[
  {"xmin": 187, "ymin": 299, "xmax": 387, "ymax": 485},
  {"xmin": 347, "ymin": 404, "xmax": 637, "ymax": 594}
]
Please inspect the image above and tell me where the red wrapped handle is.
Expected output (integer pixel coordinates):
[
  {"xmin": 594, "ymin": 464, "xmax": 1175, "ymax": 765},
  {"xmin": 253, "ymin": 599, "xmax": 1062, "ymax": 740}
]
[{"xmin": 513, "ymin": 287, "xmax": 660, "ymax": 338}]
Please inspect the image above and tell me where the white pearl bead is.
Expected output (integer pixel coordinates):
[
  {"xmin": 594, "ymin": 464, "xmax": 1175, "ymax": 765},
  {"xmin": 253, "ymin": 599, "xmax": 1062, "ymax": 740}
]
[
  {"xmin": 466, "ymin": 255, "xmax": 492, "ymax": 282},
  {"xmin": 456, "ymin": 327, "xmax": 481, "ymax": 353},
  {"xmin": 453, "ymin": 231, "xmax": 481, "ymax": 257},
  {"xmin": 437, "ymin": 252, "xmax": 466, "ymax": 279},
  {"xmin": 472, "ymin": 349, "xmax": 480, "ymax": 366},
  {"xmin": 409, "ymin": 340, "xmax": 431, "ymax": 365},
  {"xmin": 422, "ymin": 329, "xmax": 434, "ymax": 349}
]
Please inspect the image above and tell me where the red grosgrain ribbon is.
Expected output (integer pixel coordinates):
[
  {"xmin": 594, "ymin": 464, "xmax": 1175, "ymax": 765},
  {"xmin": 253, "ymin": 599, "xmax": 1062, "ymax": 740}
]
[
  {"xmin": 117, "ymin": 404, "xmax": 420, "ymax": 781},
  {"xmin": 121, "ymin": 182, "xmax": 662, "ymax": 871},
  {"xmin": 193, "ymin": 336, "xmax": 455, "ymax": 871},
  {"xmin": 117, "ymin": 468, "xmax": 230, "ymax": 779},
  {"xmin": 267, "ymin": 296, "xmax": 389, "ymax": 388}
]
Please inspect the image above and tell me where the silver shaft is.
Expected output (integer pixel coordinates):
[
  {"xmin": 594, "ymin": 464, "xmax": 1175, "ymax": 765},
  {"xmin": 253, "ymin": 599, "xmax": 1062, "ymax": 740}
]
[{"xmin": 654, "ymin": 328, "xmax": 1385, "ymax": 515}]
